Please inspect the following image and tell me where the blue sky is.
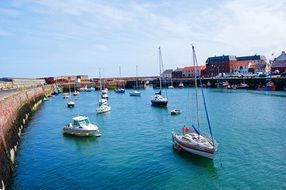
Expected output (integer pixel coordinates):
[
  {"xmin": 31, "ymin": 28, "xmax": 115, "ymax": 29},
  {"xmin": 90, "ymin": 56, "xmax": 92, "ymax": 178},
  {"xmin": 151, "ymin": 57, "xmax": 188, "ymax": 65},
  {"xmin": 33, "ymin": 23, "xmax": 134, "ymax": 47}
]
[{"xmin": 1, "ymin": 0, "xmax": 286, "ymax": 78}]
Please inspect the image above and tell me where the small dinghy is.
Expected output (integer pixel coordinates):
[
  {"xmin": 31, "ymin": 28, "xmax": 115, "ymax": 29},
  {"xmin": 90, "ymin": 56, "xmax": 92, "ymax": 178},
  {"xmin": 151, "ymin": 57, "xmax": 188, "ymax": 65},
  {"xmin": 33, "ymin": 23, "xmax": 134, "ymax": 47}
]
[
  {"xmin": 63, "ymin": 116, "xmax": 101, "ymax": 137},
  {"xmin": 171, "ymin": 109, "xmax": 181, "ymax": 115}
]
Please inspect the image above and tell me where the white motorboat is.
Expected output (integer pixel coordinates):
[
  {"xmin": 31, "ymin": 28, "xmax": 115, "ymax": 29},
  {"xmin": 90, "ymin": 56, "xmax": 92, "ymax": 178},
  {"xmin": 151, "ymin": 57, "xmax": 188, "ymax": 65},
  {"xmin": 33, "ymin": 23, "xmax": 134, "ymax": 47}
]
[
  {"xmin": 98, "ymin": 98, "xmax": 108, "ymax": 105},
  {"xmin": 73, "ymin": 91, "xmax": 79, "ymax": 96},
  {"xmin": 151, "ymin": 47, "xmax": 168, "ymax": 107},
  {"xmin": 178, "ymin": 82, "xmax": 184, "ymax": 88},
  {"xmin": 96, "ymin": 104, "xmax": 111, "ymax": 114},
  {"xmin": 78, "ymin": 85, "xmax": 92, "ymax": 92},
  {"xmin": 97, "ymin": 71, "xmax": 111, "ymax": 114},
  {"xmin": 102, "ymin": 88, "xmax": 108, "ymax": 94},
  {"xmin": 171, "ymin": 109, "xmax": 181, "ymax": 115},
  {"xmin": 115, "ymin": 88, "xmax": 125, "ymax": 93},
  {"xmin": 172, "ymin": 45, "xmax": 218, "ymax": 160},
  {"xmin": 101, "ymin": 93, "xmax": 108, "ymax": 99},
  {"xmin": 238, "ymin": 83, "xmax": 248, "ymax": 89},
  {"xmin": 63, "ymin": 116, "xmax": 101, "ymax": 137},
  {"xmin": 97, "ymin": 98, "xmax": 110, "ymax": 114},
  {"xmin": 129, "ymin": 90, "xmax": 141, "ymax": 96}
]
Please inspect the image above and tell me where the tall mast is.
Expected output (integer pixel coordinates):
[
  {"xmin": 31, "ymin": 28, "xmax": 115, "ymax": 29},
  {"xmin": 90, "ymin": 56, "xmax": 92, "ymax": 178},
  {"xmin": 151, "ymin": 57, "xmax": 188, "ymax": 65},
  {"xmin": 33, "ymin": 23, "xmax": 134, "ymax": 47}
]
[
  {"xmin": 98, "ymin": 69, "xmax": 102, "ymax": 102},
  {"xmin": 158, "ymin": 46, "xmax": 162, "ymax": 91},
  {"xmin": 136, "ymin": 65, "xmax": 138, "ymax": 89},
  {"xmin": 192, "ymin": 45, "xmax": 214, "ymax": 145},
  {"xmin": 192, "ymin": 45, "xmax": 200, "ymax": 131}
]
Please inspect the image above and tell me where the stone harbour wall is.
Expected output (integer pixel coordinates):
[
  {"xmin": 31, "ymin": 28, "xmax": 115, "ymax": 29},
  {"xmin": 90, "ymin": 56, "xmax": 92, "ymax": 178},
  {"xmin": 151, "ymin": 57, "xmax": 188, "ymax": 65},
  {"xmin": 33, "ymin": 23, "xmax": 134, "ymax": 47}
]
[{"xmin": 0, "ymin": 85, "xmax": 53, "ymax": 190}]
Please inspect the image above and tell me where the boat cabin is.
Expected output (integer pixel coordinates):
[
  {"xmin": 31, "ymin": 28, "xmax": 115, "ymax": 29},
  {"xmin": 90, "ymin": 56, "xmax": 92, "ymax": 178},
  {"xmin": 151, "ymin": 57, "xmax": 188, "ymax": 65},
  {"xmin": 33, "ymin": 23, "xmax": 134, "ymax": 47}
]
[{"xmin": 73, "ymin": 116, "xmax": 90, "ymax": 127}]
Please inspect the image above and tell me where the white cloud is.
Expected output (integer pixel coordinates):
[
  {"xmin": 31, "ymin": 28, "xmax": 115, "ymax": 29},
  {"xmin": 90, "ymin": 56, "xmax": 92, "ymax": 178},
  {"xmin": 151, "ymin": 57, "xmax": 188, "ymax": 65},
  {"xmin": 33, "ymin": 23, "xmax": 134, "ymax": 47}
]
[{"xmin": 1, "ymin": 0, "xmax": 286, "ymax": 77}]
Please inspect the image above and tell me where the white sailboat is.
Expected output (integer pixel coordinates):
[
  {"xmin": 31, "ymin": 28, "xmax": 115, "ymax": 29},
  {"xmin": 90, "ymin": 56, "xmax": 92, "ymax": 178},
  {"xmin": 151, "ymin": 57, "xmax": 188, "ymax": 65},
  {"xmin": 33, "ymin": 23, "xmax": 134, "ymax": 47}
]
[
  {"xmin": 151, "ymin": 46, "xmax": 168, "ymax": 107},
  {"xmin": 172, "ymin": 45, "xmax": 218, "ymax": 160},
  {"xmin": 168, "ymin": 77, "xmax": 174, "ymax": 89},
  {"xmin": 97, "ymin": 70, "xmax": 111, "ymax": 114},
  {"xmin": 67, "ymin": 83, "xmax": 75, "ymax": 108},
  {"xmin": 178, "ymin": 82, "xmax": 184, "ymax": 88},
  {"xmin": 130, "ymin": 65, "xmax": 141, "ymax": 96},
  {"xmin": 115, "ymin": 66, "xmax": 126, "ymax": 93}
]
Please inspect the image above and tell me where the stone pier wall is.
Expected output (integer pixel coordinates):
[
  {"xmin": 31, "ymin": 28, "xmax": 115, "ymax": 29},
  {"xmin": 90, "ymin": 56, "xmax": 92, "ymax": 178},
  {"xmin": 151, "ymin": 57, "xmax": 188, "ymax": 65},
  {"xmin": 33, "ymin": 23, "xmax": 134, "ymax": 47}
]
[{"xmin": 0, "ymin": 85, "xmax": 53, "ymax": 190}]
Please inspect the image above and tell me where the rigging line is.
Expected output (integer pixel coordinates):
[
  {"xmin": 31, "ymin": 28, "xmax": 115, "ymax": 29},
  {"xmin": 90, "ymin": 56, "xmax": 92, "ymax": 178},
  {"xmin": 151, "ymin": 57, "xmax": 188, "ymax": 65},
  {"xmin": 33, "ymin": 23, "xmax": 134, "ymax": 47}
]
[
  {"xmin": 192, "ymin": 45, "xmax": 200, "ymax": 131},
  {"xmin": 158, "ymin": 47, "xmax": 162, "ymax": 92},
  {"xmin": 192, "ymin": 45, "xmax": 215, "ymax": 145},
  {"xmin": 159, "ymin": 46, "xmax": 168, "ymax": 98}
]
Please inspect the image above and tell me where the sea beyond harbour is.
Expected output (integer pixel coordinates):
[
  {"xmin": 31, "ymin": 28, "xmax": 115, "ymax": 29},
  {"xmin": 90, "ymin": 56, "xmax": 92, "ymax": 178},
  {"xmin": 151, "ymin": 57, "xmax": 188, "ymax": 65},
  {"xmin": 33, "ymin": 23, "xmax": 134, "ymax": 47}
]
[{"xmin": 11, "ymin": 88, "xmax": 286, "ymax": 190}]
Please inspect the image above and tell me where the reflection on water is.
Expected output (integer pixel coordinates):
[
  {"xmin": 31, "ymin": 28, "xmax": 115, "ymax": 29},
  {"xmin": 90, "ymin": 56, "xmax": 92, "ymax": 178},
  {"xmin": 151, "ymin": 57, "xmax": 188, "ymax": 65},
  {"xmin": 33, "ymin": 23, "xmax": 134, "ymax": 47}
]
[
  {"xmin": 63, "ymin": 134, "xmax": 99, "ymax": 150},
  {"xmin": 172, "ymin": 146, "xmax": 218, "ymax": 178}
]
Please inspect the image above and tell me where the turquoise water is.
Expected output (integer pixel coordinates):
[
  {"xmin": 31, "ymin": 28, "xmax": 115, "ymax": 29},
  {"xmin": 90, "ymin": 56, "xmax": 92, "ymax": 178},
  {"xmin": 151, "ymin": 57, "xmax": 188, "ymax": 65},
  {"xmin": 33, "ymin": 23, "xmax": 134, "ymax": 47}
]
[{"xmin": 12, "ymin": 88, "xmax": 286, "ymax": 189}]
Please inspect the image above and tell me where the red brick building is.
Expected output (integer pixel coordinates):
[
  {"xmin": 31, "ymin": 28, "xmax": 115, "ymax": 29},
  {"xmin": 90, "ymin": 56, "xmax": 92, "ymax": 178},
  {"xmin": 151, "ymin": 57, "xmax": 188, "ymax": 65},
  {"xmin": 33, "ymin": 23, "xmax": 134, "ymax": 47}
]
[
  {"xmin": 205, "ymin": 55, "xmax": 236, "ymax": 77},
  {"xmin": 271, "ymin": 51, "xmax": 286, "ymax": 73}
]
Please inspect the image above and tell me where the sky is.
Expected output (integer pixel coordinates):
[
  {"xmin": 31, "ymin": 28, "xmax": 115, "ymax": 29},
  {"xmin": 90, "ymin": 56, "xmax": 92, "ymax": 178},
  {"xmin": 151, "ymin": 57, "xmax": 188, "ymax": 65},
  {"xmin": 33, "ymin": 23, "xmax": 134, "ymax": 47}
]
[{"xmin": 0, "ymin": 0, "xmax": 286, "ymax": 78}]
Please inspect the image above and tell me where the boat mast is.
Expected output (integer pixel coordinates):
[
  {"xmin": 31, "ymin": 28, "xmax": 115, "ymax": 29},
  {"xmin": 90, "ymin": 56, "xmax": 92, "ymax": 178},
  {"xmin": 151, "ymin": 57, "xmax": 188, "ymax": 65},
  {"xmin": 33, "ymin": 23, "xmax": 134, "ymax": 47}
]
[
  {"xmin": 69, "ymin": 80, "xmax": 72, "ymax": 100},
  {"xmin": 192, "ymin": 45, "xmax": 200, "ymax": 132},
  {"xmin": 192, "ymin": 45, "xmax": 215, "ymax": 145},
  {"xmin": 136, "ymin": 65, "xmax": 138, "ymax": 89},
  {"xmin": 99, "ymin": 69, "xmax": 102, "ymax": 102},
  {"xmin": 158, "ymin": 47, "xmax": 162, "ymax": 91}
]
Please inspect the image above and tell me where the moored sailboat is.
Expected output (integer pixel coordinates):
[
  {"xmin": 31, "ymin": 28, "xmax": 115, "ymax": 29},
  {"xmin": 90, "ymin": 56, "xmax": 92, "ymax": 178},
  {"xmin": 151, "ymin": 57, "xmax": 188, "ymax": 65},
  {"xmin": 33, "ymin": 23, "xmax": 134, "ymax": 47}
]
[
  {"xmin": 67, "ymin": 83, "xmax": 75, "ymax": 108},
  {"xmin": 130, "ymin": 65, "xmax": 141, "ymax": 96},
  {"xmin": 151, "ymin": 47, "xmax": 168, "ymax": 107},
  {"xmin": 172, "ymin": 45, "xmax": 218, "ymax": 160},
  {"xmin": 97, "ymin": 70, "xmax": 111, "ymax": 114}
]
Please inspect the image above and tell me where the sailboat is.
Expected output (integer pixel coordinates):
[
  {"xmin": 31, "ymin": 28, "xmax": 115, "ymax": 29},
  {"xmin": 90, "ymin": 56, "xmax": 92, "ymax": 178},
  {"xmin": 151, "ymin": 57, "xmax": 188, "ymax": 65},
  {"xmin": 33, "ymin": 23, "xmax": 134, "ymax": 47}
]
[
  {"xmin": 96, "ymin": 70, "xmax": 111, "ymax": 114},
  {"xmin": 115, "ymin": 66, "xmax": 126, "ymax": 93},
  {"xmin": 130, "ymin": 65, "xmax": 141, "ymax": 96},
  {"xmin": 151, "ymin": 47, "xmax": 168, "ymax": 107},
  {"xmin": 172, "ymin": 45, "xmax": 218, "ymax": 160},
  {"xmin": 67, "ymin": 83, "xmax": 75, "ymax": 108},
  {"xmin": 168, "ymin": 77, "xmax": 174, "ymax": 89}
]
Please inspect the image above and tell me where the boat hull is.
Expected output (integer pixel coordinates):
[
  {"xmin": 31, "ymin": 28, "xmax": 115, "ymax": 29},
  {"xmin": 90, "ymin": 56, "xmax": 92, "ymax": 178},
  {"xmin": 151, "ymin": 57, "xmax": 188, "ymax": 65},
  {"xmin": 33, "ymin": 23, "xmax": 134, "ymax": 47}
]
[
  {"xmin": 63, "ymin": 128, "xmax": 101, "ymax": 137},
  {"xmin": 67, "ymin": 103, "xmax": 75, "ymax": 108},
  {"xmin": 151, "ymin": 100, "xmax": 168, "ymax": 107},
  {"xmin": 172, "ymin": 133, "xmax": 217, "ymax": 160},
  {"xmin": 115, "ymin": 89, "xmax": 125, "ymax": 93},
  {"xmin": 129, "ymin": 92, "xmax": 141, "ymax": 96},
  {"xmin": 96, "ymin": 106, "xmax": 111, "ymax": 114}
]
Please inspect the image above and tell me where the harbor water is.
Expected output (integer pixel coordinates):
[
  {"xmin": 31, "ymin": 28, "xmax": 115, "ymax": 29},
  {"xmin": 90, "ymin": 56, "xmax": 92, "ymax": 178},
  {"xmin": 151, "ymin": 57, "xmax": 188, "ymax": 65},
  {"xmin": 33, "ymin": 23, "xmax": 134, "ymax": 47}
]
[{"xmin": 12, "ymin": 88, "xmax": 286, "ymax": 189}]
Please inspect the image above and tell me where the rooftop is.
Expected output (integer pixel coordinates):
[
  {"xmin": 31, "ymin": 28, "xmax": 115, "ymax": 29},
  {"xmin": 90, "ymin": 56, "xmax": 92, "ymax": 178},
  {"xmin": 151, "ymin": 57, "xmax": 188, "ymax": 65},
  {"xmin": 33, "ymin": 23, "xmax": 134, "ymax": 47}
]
[
  {"xmin": 206, "ymin": 55, "xmax": 236, "ymax": 63},
  {"xmin": 230, "ymin": 61, "xmax": 250, "ymax": 67},
  {"xmin": 236, "ymin": 55, "xmax": 266, "ymax": 61},
  {"xmin": 182, "ymin": 65, "xmax": 206, "ymax": 71},
  {"xmin": 275, "ymin": 51, "xmax": 286, "ymax": 61},
  {"xmin": 72, "ymin": 116, "xmax": 89, "ymax": 121}
]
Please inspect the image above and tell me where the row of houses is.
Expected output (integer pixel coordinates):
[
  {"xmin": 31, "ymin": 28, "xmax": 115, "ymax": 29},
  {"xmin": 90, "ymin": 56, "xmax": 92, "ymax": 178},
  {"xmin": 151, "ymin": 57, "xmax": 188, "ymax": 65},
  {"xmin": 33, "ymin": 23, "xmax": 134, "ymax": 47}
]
[{"xmin": 162, "ymin": 51, "xmax": 286, "ymax": 78}]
